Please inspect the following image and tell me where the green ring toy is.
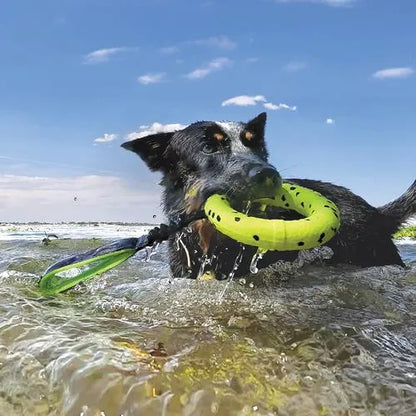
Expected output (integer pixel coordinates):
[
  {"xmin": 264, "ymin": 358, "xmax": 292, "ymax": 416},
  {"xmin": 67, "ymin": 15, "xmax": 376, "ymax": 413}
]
[{"xmin": 204, "ymin": 182, "xmax": 341, "ymax": 251}]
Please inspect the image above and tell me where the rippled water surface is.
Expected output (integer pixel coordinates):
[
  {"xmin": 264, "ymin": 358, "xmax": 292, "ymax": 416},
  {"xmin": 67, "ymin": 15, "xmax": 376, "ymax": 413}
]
[{"xmin": 1, "ymin": 223, "xmax": 416, "ymax": 416}]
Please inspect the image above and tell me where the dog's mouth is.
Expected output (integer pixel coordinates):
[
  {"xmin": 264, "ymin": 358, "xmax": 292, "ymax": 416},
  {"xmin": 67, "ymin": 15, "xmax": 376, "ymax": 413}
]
[
  {"xmin": 225, "ymin": 186, "xmax": 281, "ymax": 215},
  {"xmin": 185, "ymin": 171, "xmax": 282, "ymax": 254},
  {"xmin": 195, "ymin": 181, "xmax": 282, "ymax": 216},
  {"xmin": 185, "ymin": 167, "xmax": 282, "ymax": 215},
  {"xmin": 227, "ymin": 167, "xmax": 282, "ymax": 208}
]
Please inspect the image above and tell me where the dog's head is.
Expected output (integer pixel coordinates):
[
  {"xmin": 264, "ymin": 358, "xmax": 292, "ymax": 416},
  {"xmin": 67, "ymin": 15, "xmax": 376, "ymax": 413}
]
[{"xmin": 122, "ymin": 113, "xmax": 281, "ymax": 216}]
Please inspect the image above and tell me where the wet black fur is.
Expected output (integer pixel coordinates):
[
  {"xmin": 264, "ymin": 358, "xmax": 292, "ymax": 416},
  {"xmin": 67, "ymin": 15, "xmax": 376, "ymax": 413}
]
[{"xmin": 122, "ymin": 113, "xmax": 416, "ymax": 279}]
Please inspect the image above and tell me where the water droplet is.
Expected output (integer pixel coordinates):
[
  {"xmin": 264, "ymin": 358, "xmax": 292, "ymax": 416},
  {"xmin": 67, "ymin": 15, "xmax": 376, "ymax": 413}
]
[
  {"xmin": 197, "ymin": 254, "xmax": 213, "ymax": 280},
  {"xmin": 217, "ymin": 245, "xmax": 245, "ymax": 302},
  {"xmin": 175, "ymin": 232, "xmax": 191, "ymax": 267},
  {"xmin": 249, "ymin": 248, "xmax": 267, "ymax": 274},
  {"xmin": 244, "ymin": 201, "xmax": 252, "ymax": 214},
  {"xmin": 175, "ymin": 232, "xmax": 185, "ymax": 251}
]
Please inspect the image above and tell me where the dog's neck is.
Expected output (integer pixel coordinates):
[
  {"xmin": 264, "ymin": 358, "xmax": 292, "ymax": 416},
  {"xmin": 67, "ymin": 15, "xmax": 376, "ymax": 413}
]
[{"xmin": 160, "ymin": 166, "xmax": 202, "ymax": 220}]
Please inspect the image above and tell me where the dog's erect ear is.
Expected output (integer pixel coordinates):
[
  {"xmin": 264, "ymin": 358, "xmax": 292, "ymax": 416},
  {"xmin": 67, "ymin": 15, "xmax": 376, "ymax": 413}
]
[
  {"xmin": 246, "ymin": 112, "xmax": 267, "ymax": 136},
  {"xmin": 121, "ymin": 132, "xmax": 174, "ymax": 171}
]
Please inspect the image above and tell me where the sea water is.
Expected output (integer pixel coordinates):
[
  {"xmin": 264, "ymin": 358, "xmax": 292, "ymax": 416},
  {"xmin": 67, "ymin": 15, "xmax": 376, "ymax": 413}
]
[{"xmin": 0, "ymin": 222, "xmax": 416, "ymax": 416}]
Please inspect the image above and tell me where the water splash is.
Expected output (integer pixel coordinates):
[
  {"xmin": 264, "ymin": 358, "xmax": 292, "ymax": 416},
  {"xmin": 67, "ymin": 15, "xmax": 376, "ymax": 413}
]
[
  {"xmin": 174, "ymin": 232, "xmax": 191, "ymax": 268},
  {"xmin": 197, "ymin": 254, "xmax": 213, "ymax": 280},
  {"xmin": 175, "ymin": 232, "xmax": 185, "ymax": 251},
  {"xmin": 216, "ymin": 200, "xmax": 256, "ymax": 298},
  {"xmin": 217, "ymin": 245, "xmax": 245, "ymax": 302},
  {"xmin": 249, "ymin": 248, "xmax": 268, "ymax": 274},
  {"xmin": 144, "ymin": 242, "xmax": 160, "ymax": 262}
]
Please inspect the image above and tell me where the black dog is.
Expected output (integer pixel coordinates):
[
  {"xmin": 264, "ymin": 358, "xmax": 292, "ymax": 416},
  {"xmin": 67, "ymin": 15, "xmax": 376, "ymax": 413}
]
[{"xmin": 122, "ymin": 113, "xmax": 416, "ymax": 279}]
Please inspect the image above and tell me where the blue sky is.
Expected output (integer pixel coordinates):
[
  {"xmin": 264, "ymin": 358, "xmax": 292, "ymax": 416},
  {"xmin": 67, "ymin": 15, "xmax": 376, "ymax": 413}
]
[{"xmin": 0, "ymin": 0, "xmax": 415, "ymax": 222}]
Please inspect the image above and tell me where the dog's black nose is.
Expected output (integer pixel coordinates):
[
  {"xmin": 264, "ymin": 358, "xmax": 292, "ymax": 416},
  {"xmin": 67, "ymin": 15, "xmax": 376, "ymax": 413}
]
[{"xmin": 248, "ymin": 166, "xmax": 282, "ymax": 189}]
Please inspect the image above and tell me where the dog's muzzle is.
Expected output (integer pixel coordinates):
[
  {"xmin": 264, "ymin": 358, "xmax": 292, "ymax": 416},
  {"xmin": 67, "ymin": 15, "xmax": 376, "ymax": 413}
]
[{"xmin": 247, "ymin": 164, "xmax": 282, "ymax": 198}]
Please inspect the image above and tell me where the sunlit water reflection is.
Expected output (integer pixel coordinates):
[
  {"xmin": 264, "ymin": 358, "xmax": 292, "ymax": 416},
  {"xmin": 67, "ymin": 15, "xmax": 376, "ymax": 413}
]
[{"xmin": 0, "ymin": 223, "xmax": 416, "ymax": 415}]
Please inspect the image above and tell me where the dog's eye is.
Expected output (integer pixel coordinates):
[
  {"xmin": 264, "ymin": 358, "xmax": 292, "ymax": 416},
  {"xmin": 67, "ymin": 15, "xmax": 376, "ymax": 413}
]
[
  {"xmin": 202, "ymin": 143, "xmax": 218, "ymax": 154},
  {"xmin": 241, "ymin": 130, "xmax": 259, "ymax": 147}
]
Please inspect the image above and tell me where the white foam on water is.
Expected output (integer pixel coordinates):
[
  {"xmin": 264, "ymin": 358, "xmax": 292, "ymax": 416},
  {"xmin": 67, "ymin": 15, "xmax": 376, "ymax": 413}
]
[
  {"xmin": 0, "ymin": 223, "xmax": 155, "ymax": 241},
  {"xmin": 395, "ymin": 237, "xmax": 416, "ymax": 246}
]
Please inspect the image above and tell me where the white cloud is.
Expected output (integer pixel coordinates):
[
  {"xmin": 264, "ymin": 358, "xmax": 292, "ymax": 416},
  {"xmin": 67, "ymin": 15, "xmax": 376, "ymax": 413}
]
[
  {"xmin": 326, "ymin": 118, "xmax": 335, "ymax": 124},
  {"xmin": 126, "ymin": 122, "xmax": 187, "ymax": 141},
  {"xmin": 94, "ymin": 133, "xmax": 118, "ymax": 144},
  {"xmin": 246, "ymin": 57, "xmax": 259, "ymax": 63},
  {"xmin": 372, "ymin": 67, "xmax": 414, "ymax": 80},
  {"xmin": 277, "ymin": 0, "xmax": 355, "ymax": 6},
  {"xmin": 160, "ymin": 46, "xmax": 179, "ymax": 54},
  {"xmin": 189, "ymin": 36, "xmax": 237, "ymax": 50},
  {"xmin": 263, "ymin": 102, "xmax": 297, "ymax": 111},
  {"xmin": 83, "ymin": 47, "xmax": 132, "ymax": 64},
  {"xmin": 283, "ymin": 61, "xmax": 307, "ymax": 72},
  {"xmin": 185, "ymin": 57, "xmax": 232, "ymax": 80},
  {"xmin": 222, "ymin": 95, "xmax": 298, "ymax": 111},
  {"xmin": 221, "ymin": 95, "xmax": 266, "ymax": 107},
  {"xmin": 263, "ymin": 102, "xmax": 279, "ymax": 110},
  {"xmin": 137, "ymin": 73, "xmax": 166, "ymax": 85},
  {"xmin": 160, "ymin": 36, "xmax": 236, "ymax": 56},
  {"xmin": 0, "ymin": 174, "xmax": 161, "ymax": 222}
]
